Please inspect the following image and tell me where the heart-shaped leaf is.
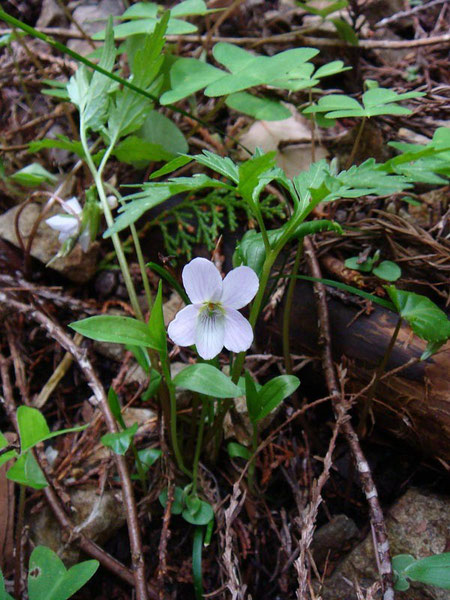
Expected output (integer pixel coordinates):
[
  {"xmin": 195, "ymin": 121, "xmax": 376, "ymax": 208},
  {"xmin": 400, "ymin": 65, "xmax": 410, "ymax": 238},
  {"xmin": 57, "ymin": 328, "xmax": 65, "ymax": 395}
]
[
  {"xmin": 101, "ymin": 423, "xmax": 138, "ymax": 455},
  {"xmin": 28, "ymin": 546, "xmax": 98, "ymax": 600},
  {"xmin": 386, "ymin": 286, "xmax": 450, "ymax": 344},
  {"xmin": 6, "ymin": 452, "xmax": 47, "ymax": 490},
  {"xmin": 182, "ymin": 496, "xmax": 214, "ymax": 525},
  {"xmin": 405, "ymin": 552, "xmax": 450, "ymax": 589}
]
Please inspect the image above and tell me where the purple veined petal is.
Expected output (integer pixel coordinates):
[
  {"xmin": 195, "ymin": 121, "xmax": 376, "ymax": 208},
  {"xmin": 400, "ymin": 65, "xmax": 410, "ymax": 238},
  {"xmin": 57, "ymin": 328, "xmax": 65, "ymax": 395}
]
[
  {"xmin": 64, "ymin": 197, "xmax": 83, "ymax": 215},
  {"xmin": 195, "ymin": 309, "xmax": 225, "ymax": 360},
  {"xmin": 220, "ymin": 266, "xmax": 259, "ymax": 309},
  {"xmin": 46, "ymin": 214, "xmax": 79, "ymax": 235},
  {"xmin": 168, "ymin": 304, "xmax": 199, "ymax": 347},
  {"xmin": 182, "ymin": 257, "xmax": 223, "ymax": 304},
  {"xmin": 223, "ymin": 307, "xmax": 254, "ymax": 353}
]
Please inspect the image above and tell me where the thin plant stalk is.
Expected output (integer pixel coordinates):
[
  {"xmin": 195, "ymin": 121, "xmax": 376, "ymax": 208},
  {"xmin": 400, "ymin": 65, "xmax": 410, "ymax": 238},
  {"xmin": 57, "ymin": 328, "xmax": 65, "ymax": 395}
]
[
  {"xmin": 79, "ymin": 127, "xmax": 143, "ymax": 320},
  {"xmin": 282, "ymin": 240, "xmax": 303, "ymax": 375},
  {"xmin": 192, "ymin": 400, "xmax": 207, "ymax": 493},
  {"xmin": 357, "ymin": 316, "xmax": 402, "ymax": 437},
  {"xmin": 160, "ymin": 357, "xmax": 192, "ymax": 477},
  {"xmin": 248, "ymin": 425, "xmax": 258, "ymax": 491},
  {"xmin": 105, "ymin": 185, "xmax": 154, "ymax": 312},
  {"xmin": 346, "ymin": 116, "xmax": 366, "ymax": 169},
  {"xmin": 14, "ymin": 485, "xmax": 26, "ymax": 599}
]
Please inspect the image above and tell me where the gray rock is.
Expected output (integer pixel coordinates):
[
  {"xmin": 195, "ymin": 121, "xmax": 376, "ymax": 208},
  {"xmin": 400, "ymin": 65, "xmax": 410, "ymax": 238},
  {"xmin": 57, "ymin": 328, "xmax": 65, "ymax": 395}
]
[
  {"xmin": 30, "ymin": 485, "xmax": 126, "ymax": 564},
  {"xmin": 67, "ymin": 0, "xmax": 124, "ymax": 56},
  {"xmin": 36, "ymin": 0, "xmax": 67, "ymax": 27},
  {"xmin": 319, "ymin": 488, "xmax": 450, "ymax": 600},
  {"xmin": 0, "ymin": 202, "xmax": 99, "ymax": 283}
]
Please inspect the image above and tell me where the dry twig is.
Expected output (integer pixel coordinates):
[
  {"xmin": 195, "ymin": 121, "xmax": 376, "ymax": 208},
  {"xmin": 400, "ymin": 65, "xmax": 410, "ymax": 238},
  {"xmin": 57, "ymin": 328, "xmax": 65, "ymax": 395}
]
[{"xmin": 303, "ymin": 237, "xmax": 395, "ymax": 600}]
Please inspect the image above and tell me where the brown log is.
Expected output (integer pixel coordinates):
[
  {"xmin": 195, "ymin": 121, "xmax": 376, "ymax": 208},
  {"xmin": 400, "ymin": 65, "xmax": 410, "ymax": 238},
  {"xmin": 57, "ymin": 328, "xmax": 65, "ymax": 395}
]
[{"xmin": 267, "ymin": 281, "xmax": 450, "ymax": 462}]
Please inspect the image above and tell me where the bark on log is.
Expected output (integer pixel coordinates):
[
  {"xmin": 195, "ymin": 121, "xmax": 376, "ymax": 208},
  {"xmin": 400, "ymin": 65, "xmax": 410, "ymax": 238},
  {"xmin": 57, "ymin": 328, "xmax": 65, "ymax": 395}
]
[{"xmin": 267, "ymin": 281, "xmax": 450, "ymax": 462}]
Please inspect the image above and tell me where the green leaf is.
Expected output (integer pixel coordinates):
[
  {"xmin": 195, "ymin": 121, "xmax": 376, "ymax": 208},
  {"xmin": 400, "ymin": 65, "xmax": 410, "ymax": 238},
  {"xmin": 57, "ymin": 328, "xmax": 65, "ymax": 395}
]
[
  {"xmin": 126, "ymin": 345, "xmax": 151, "ymax": 374},
  {"xmin": 192, "ymin": 150, "xmax": 239, "ymax": 183},
  {"xmin": 235, "ymin": 219, "xmax": 342, "ymax": 277},
  {"xmin": 138, "ymin": 447, "xmax": 161, "ymax": 469},
  {"xmin": 171, "ymin": 0, "xmax": 217, "ymax": 17},
  {"xmin": 28, "ymin": 546, "xmax": 99, "ymax": 600},
  {"xmin": 225, "ymin": 92, "xmax": 291, "ymax": 121},
  {"xmin": 159, "ymin": 485, "xmax": 184, "ymax": 514},
  {"xmin": 107, "ymin": 387, "xmax": 126, "ymax": 429},
  {"xmin": 83, "ymin": 18, "xmax": 117, "ymax": 131},
  {"xmin": 149, "ymin": 155, "xmax": 192, "ymax": 179},
  {"xmin": 0, "ymin": 570, "xmax": 14, "ymax": 600},
  {"xmin": 113, "ymin": 135, "xmax": 174, "ymax": 164},
  {"xmin": 405, "ymin": 552, "xmax": 450, "ymax": 589},
  {"xmin": 331, "ymin": 18, "xmax": 358, "ymax": 45},
  {"xmin": 252, "ymin": 375, "xmax": 300, "ymax": 423},
  {"xmin": 296, "ymin": 0, "xmax": 348, "ymax": 18},
  {"xmin": 296, "ymin": 275, "xmax": 395, "ymax": 310},
  {"xmin": 101, "ymin": 423, "xmax": 138, "ymax": 455},
  {"xmin": 139, "ymin": 110, "xmax": 188, "ymax": 155},
  {"xmin": 10, "ymin": 163, "xmax": 57, "ymax": 187},
  {"xmin": 344, "ymin": 256, "xmax": 374, "ymax": 273},
  {"xmin": 17, "ymin": 406, "xmax": 87, "ymax": 453},
  {"xmin": 205, "ymin": 44, "xmax": 318, "ymax": 97},
  {"xmin": 0, "ymin": 432, "xmax": 17, "ymax": 468},
  {"xmin": 386, "ymin": 286, "xmax": 450, "ymax": 344},
  {"xmin": 70, "ymin": 315, "xmax": 164, "ymax": 351},
  {"xmin": 29, "ymin": 135, "xmax": 86, "ymax": 159},
  {"xmin": 160, "ymin": 58, "xmax": 224, "ymax": 104},
  {"xmin": 173, "ymin": 364, "xmax": 242, "ymax": 398},
  {"xmin": 182, "ymin": 496, "xmax": 214, "ymax": 525},
  {"xmin": 244, "ymin": 371, "xmax": 260, "ymax": 424},
  {"xmin": 106, "ymin": 14, "xmax": 168, "ymax": 141},
  {"xmin": 148, "ymin": 281, "xmax": 167, "ymax": 357},
  {"xmin": 103, "ymin": 186, "xmax": 173, "ymax": 236},
  {"xmin": 142, "ymin": 368, "xmax": 162, "ymax": 400},
  {"xmin": 7, "ymin": 452, "xmax": 47, "ymax": 489},
  {"xmin": 238, "ymin": 152, "xmax": 277, "ymax": 203},
  {"xmin": 372, "ymin": 261, "xmax": 402, "ymax": 282},
  {"xmin": 227, "ymin": 441, "xmax": 251, "ymax": 460}
]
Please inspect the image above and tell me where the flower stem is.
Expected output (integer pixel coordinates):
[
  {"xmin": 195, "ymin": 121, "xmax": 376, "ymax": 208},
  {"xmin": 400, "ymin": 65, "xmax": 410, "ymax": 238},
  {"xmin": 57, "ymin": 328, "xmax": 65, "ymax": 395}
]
[
  {"xmin": 80, "ymin": 125, "xmax": 143, "ymax": 321},
  {"xmin": 160, "ymin": 357, "xmax": 192, "ymax": 478},
  {"xmin": 192, "ymin": 399, "xmax": 207, "ymax": 494},
  {"xmin": 247, "ymin": 425, "xmax": 258, "ymax": 491},
  {"xmin": 282, "ymin": 240, "xmax": 303, "ymax": 375}
]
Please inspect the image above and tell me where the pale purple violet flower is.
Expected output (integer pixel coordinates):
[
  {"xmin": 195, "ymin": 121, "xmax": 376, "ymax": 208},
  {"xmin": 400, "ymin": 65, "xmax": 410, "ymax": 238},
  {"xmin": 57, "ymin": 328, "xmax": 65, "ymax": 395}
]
[
  {"xmin": 45, "ymin": 197, "xmax": 90, "ymax": 252},
  {"xmin": 168, "ymin": 257, "xmax": 259, "ymax": 360}
]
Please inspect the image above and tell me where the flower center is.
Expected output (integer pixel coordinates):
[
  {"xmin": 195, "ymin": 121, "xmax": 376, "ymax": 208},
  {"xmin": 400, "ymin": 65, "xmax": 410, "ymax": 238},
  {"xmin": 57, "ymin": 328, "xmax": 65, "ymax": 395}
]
[{"xmin": 201, "ymin": 300, "xmax": 224, "ymax": 318}]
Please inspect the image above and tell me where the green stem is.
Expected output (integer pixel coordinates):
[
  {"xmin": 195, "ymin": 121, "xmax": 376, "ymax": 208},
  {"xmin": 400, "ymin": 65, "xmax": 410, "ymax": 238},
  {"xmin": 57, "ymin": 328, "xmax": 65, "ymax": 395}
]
[
  {"xmin": 192, "ymin": 400, "xmax": 207, "ymax": 494},
  {"xmin": 14, "ymin": 485, "xmax": 26, "ymax": 599},
  {"xmin": 357, "ymin": 316, "xmax": 402, "ymax": 437},
  {"xmin": 282, "ymin": 240, "xmax": 303, "ymax": 375},
  {"xmin": 160, "ymin": 357, "xmax": 192, "ymax": 477},
  {"xmin": 248, "ymin": 425, "xmax": 258, "ymax": 491},
  {"xmin": 80, "ymin": 126, "xmax": 143, "ymax": 320},
  {"xmin": 105, "ymin": 184, "xmax": 154, "ymax": 313},
  {"xmin": 130, "ymin": 441, "xmax": 147, "ymax": 491}
]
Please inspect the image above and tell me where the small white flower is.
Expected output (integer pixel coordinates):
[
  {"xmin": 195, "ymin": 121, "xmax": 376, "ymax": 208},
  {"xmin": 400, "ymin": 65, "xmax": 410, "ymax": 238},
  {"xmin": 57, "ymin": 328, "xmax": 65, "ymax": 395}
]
[
  {"xmin": 45, "ymin": 197, "xmax": 90, "ymax": 252},
  {"xmin": 168, "ymin": 257, "xmax": 259, "ymax": 360}
]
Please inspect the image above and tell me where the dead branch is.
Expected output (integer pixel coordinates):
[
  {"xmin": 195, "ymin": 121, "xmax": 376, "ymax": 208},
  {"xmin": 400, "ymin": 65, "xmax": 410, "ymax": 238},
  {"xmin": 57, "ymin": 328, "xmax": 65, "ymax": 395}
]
[{"xmin": 303, "ymin": 237, "xmax": 395, "ymax": 600}]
